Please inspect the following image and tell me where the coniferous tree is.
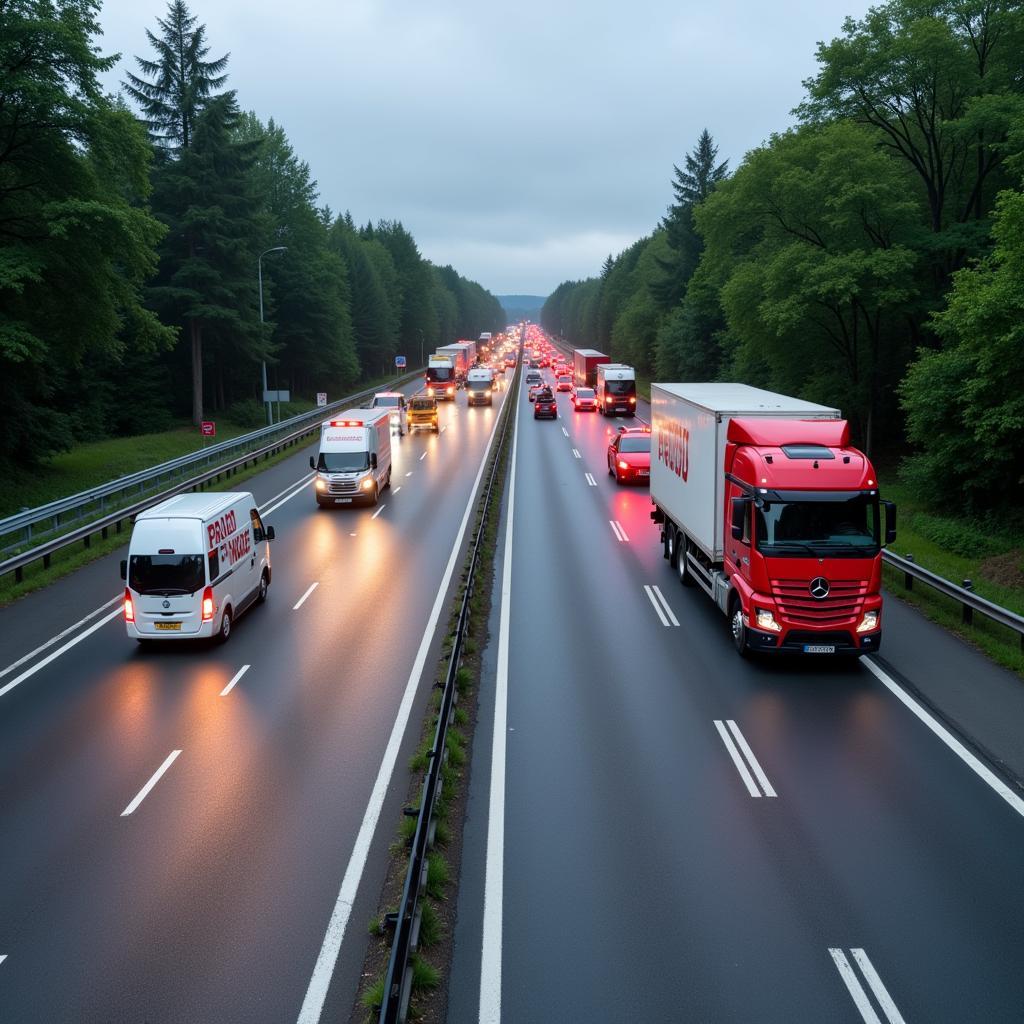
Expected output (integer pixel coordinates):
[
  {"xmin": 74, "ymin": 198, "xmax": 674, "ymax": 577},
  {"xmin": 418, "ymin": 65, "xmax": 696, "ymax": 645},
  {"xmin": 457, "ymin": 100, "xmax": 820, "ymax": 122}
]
[{"xmin": 124, "ymin": 0, "xmax": 229, "ymax": 153}]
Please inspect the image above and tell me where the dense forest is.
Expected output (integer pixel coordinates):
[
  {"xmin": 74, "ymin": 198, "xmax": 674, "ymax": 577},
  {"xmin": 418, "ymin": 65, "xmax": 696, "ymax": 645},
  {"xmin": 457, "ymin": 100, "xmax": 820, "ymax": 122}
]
[
  {"xmin": 542, "ymin": 0, "xmax": 1024, "ymax": 518},
  {"xmin": 0, "ymin": 0, "xmax": 504, "ymax": 469}
]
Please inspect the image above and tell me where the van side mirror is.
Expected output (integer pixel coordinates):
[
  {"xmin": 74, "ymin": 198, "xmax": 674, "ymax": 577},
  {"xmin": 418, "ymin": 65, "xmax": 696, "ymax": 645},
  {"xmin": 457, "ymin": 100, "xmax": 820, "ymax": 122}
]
[
  {"xmin": 266, "ymin": 526, "xmax": 276, "ymax": 542},
  {"xmin": 730, "ymin": 497, "xmax": 749, "ymax": 541},
  {"xmin": 120, "ymin": 559, "xmax": 127, "ymax": 581},
  {"xmin": 371, "ymin": 453, "xmax": 378, "ymax": 469},
  {"xmin": 309, "ymin": 455, "xmax": 316, "ymax": 470},
  {"xmin": 882, "ymin": 500, "xmax": 897, "ymax": 546}
]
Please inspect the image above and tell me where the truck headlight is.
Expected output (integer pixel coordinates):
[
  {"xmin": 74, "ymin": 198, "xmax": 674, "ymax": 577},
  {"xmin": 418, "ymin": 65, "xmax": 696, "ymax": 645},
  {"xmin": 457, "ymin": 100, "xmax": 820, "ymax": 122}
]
[
  {"xmin": 856, "ymin": 610, "xmax": 879, "ymax": 633},
  {"xmin": 755, "ymin": 608, "xmax": 782, "ymax": 632},
  {"xmin": 315, "ymin": 478, "xmax": 326, "ymax": 492}
]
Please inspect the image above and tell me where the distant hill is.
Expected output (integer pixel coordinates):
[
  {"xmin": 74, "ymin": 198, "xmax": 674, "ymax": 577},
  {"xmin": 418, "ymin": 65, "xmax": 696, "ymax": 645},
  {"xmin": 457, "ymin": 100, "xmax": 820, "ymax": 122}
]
[{"xmin": 497, "ymin": 295, "xmax": 546, "ymax": 323}]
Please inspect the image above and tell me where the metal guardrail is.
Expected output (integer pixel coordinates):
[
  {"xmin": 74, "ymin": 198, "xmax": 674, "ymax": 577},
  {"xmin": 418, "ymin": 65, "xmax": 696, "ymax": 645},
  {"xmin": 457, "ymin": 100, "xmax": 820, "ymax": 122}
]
[
  {"xmin": 378, "ymin": 352, "xmax": 520, "ymax": 1023},
  {"xmin": 882, "ymin": 550, "xmax": 1024, "ymax": 650},
  {"xmin": 0, "ymin": 370, "xmax": 424, "ymax": 583},
  {"xmin": 0, "ymin": 371, "xmax": 424, "ymax": 560}
]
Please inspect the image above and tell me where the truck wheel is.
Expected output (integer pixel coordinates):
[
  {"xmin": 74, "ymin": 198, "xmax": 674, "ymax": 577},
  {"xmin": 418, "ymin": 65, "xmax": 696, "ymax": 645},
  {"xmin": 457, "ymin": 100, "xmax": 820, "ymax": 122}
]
[
  {"xmin": 677, "ymin": 542, "xmax": 694, "ymax": 587},
  {"xmin": 729, "ymin": 597, "xmax": 748, "ymax": 658},
  {"xmin": 666, "ymin": 527, "xmax": 678, "ymax": 567},
  {"xmin": 217, "ymin": 607, "xmax": 233, "ymax": 644}
]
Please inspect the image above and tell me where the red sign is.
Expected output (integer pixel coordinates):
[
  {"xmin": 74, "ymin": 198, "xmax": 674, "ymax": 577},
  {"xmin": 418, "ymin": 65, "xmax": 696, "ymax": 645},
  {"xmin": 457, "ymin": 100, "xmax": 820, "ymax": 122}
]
[{"xmin": 201, "ymin": 421, "xmax": 216, "ymax": 437}]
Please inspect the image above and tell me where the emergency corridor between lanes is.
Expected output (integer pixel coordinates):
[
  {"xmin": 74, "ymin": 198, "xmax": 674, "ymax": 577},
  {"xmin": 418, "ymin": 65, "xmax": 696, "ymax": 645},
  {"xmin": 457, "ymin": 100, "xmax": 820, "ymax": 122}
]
[
  {"xmin": 447, "ymin": 370, "xmax": 1024, "ymax": 1024},
  {"xmin": 0, "ymin": 380, "xmax": 510, "ymax": 1024}
]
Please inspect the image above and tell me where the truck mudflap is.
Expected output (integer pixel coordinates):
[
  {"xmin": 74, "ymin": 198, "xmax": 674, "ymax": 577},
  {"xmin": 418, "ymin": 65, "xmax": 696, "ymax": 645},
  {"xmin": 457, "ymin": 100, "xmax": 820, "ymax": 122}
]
[{"xmin": 745, "ymin": 625, "xmax": 881, "ymax": 656}]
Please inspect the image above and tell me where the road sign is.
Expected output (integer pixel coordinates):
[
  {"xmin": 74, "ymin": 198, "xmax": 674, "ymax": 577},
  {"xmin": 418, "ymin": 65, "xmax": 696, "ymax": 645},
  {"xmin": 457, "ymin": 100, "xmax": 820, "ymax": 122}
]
[
  {"xmin": 262, "ymin": 390, "xmax": 290, "ymax": 403},
  {"xmin": 395, "ymin": 355, "xmax": 407, "ymax": 369},
  {"xmin": 316, "ymin": 392, "xmax": 327, "ymax": 407},
  {"xmin": 200, "ymin": 421, "xmax": 216, "ymax": 437}
]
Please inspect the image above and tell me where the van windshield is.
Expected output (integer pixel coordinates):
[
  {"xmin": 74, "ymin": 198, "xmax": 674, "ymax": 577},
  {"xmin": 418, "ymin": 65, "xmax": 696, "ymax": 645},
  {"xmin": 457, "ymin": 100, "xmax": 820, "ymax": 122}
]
[
  {"xmin": 468, "ymin": 379, "xmax": 490, "ymax": 391},
  {"xmin": 129, "ymin": 554, "xmax": 205, "ymax": 595},
  {"xmin": 318, "ymin": 452, "xmax": 369, "ymax": 472}
]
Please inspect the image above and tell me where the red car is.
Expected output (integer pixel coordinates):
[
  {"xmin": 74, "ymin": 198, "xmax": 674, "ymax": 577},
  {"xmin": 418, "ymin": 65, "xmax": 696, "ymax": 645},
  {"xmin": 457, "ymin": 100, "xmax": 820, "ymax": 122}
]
[
  {"xmin": 572, "ymin": 387, "xmax": 597, "ymax": 411},
  {"xmin": 555, "ymin": 374, "xmax": 573, "ymax": 392},
  {"xmin": 608, "ymin": 426, "xmax": 651, "ymax": 484}
]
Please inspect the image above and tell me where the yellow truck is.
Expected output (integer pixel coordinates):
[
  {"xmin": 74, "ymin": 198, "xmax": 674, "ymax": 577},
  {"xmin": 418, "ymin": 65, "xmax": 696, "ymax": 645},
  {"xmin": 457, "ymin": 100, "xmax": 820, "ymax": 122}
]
[{"xmin": 408, "ymin": 394, "xmax": 440, "ymax": 433}]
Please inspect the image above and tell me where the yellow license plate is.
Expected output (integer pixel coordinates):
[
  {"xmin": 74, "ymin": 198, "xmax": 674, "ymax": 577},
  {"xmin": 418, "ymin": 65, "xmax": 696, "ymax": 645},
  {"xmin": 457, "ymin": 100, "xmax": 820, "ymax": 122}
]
[{"xmin": 155, "ymin": 621, "xmax": 182, "ymax": 631}]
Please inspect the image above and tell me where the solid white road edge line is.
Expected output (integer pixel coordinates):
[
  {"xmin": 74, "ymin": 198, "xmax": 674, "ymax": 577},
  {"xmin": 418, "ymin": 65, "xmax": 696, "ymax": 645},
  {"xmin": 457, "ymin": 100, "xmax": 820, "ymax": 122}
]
[
  {"xmin": 478, "ymin": 369, "xmax": 523, "ymax": 1024},
  {"xmin": 726, "ymin": 720, "xmax": 776, "ymax": 798},
  {"xmin": 293, "ymin": 582, "xmax": 319, "ymax": 611},
  {"xmin": 0, "ymin": 469, "xmax": 318, "ymax": 700},
  {"xmin": 0, "ymin": 594, "xmax": 120, "ymax": 681},
  {"xmin": 850, "ymin": 949, "xmax": 907, "ymax": 1024},
  {"xmin": 121, "ymin": 750, "xmax": 181, "ymax": 817},
  {"xmin": 649, "ymin": 586, "xmax": 679, "ymax": 627},
  {"xmin": 371, "ymin": 504, "xmax": 386, "ymax": 520},
  {"xmin": 829, "ymin": 949, "xmax": 885, "ymax": 1024},
  {"xmin": 296, "ymin": 382, "xmax": 508, "ymax": 1024},
  {"xmin": 863, "ymin": 658, "xmax": 1024, "ymax": 819},
  {"xmin": 714, "ymin": 720, "xmax": 762, "ymax": 797},
  {"xmin": 220, "ymin": 664, "xmax": 250, "ymax": 697},
  {"xmin": 643, "ymin": 585, "xmax": 670, "ymax": 628}
]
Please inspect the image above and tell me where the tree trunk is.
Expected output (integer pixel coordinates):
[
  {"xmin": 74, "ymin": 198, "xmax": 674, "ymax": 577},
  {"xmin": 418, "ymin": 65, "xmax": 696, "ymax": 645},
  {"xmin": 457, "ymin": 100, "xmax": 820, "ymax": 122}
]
[{"xmin": 190, "ymin": 319, "xmax": 203, "ymax": 425}]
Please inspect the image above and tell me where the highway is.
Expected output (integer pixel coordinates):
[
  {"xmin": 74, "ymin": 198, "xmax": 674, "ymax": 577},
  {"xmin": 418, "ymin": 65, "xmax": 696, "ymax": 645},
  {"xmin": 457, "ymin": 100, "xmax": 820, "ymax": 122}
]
[
  {"xmin": 0, "ymin": 375, "xmax": 512, "ymax": 1023},
  {"xmin": 448, "ymin": 362, "xmax": 1024, "ymax": 1023}
]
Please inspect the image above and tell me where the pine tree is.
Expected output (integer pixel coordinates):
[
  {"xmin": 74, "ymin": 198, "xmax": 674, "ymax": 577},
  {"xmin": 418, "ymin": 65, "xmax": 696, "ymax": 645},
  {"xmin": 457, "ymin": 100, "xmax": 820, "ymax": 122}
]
[
  {"xmin": 651, "ymin": 129, "xmax": 729, "ymax": 311},
  {"xmin": 123, "ymin": 0, "xmax": 229, "ymax": 153}
]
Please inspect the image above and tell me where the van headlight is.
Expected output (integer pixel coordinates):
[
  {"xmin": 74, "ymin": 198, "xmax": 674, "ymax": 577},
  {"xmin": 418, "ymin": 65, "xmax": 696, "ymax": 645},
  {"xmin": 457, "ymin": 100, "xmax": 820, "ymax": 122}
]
[
  {"xmin": 315, "ymin": 478, "xmax": 326, "ymax": 492},
  {"xmin": 361, "ymin": 477, "xmax": 374, "ymax": 490},
  {"xmin": 856, "ymin": 610, "xmax": 879, "ymax": 633},
  {"xmin": 755, "ymin": 608, "xmax": 782, "ymax": 632}
]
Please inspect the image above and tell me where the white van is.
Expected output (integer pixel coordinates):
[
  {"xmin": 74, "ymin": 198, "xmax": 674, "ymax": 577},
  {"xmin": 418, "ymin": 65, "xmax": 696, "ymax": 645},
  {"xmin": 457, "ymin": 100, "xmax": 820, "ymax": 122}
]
[
  {"xmin": 466, "ymin": 367, "xmax": 494, "ymax": 406},
  {"xmin": 370, "ymin": 391, "xmax": 408, "ymax": 435},
  {"xmin": 311, "ymin": 409, "xmax": 392, "ymax": 507},
  {"xmin": 121, "ymin": 491, "xmax": 274, "ymax": 644}
]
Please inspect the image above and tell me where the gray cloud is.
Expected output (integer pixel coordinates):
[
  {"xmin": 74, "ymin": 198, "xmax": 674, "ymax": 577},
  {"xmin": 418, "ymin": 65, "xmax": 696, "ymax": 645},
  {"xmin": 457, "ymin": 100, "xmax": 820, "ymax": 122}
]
[{"xmin": 98, "ymin": 0, "xmax": 871, "ymax": 295}]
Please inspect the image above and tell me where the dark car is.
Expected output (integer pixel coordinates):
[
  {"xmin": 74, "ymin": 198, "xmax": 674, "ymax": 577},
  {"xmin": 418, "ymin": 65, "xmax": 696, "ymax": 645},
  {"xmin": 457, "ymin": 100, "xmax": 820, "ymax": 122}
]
[{"xmin": 533, "ymin": 387, "xmax": 557, "ymax": 419}]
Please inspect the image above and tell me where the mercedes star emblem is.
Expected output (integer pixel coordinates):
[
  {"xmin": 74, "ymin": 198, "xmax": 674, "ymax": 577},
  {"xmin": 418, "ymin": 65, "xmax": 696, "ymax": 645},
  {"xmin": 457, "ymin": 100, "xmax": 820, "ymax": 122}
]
[
  {"xmin": 162, "ymin": 600, "xmax": 170, "ymax": 609},
  {"xmin": 809, "ymin": 577, "xmax": 830, "ymax": 600}
]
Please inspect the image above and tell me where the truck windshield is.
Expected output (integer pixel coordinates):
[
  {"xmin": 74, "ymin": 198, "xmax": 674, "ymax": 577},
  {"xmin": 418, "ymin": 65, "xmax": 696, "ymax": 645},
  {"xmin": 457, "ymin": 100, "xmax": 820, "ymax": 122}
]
[
  {"xmin": 129, "ymin": 554, "xmax": 205, "ymax": 595},
  {"xmin": 318, "ymin": 452, "xmax": 369, "ymax": 472},
  {"xmin": 604, "ymin": 380, "xmax": 635, "ymax": 395},
  {"xmin": 427, "ymin": 367, "xmax": 452, "ymax": 382},
  {"xmin": 755, "ymin": 494, "xmax": 880, "ymax": 558}
]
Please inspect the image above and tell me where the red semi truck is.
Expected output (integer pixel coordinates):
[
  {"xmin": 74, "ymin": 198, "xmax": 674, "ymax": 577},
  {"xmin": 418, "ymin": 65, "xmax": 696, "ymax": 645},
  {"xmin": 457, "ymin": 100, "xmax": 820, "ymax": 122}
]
[
  {"xmin": 573, "ymin": 348, "xmax": 610, "ymax": 389},
  {"xmin": 650, "ymin": 384, "xmax": 896, "ymax": 657}
]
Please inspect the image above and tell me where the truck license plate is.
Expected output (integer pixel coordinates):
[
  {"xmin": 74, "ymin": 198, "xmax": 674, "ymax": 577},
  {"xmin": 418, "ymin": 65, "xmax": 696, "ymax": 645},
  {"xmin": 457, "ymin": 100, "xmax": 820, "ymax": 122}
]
[
  {"xmin": 335, "ymin": 497, "xmax": 352, "ymax": 504},
  {"xmin": 155, "ymin": 621, "xmax": 181, "ymax": 631},
  {"xmin": 803, "ymin": 644, "xmax": 835, "ymax": 654}
]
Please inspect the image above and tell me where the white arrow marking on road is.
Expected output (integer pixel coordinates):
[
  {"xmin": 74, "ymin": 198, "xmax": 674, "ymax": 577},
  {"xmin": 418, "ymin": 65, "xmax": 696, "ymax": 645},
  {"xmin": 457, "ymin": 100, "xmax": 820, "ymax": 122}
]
[
  {"xmin": 293, "ymin": 582, "xmax": 319, "ymax": 611},
  {"xmin": 220, "ymin": 664, "xmax": 249, "ymax": 697},
  {"xmin": 121, "ymin": 750, "xmax": 181, "ymax": 817},
  {"xmin": 584, "ymin": 473, "xmax": 596, "ymax": 487}
]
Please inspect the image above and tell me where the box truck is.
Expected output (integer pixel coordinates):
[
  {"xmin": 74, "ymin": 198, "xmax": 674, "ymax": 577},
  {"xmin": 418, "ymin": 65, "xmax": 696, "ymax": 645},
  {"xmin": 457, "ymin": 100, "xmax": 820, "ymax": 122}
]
[
  {"xmin": 466, "ymin": 366, "xmax": 494, "ymax": 406},
  {"xmin": 122, "ymin": 491, "xmax": 274, "ymax": 644},
  {"xmin": 426, "ymin": 355, "xmax": 457, "ymax": 400},
  {"xmin": 310, "ymin": 409, "xmax": 392, "ymax": 507},
  {"xmin": 650, "ymin": 383, "xmax": 896, "ymax": 657},
  {"xmin": 596, "ymin": 363, "xmax": 637, "ymax": 416},
  {"xmin": 573, "ymin": 348, "xmax": 610, "ymax": 389},
  {"xmin": 436, "ymin": 344, "xmax": 469, "ymax": 383}
]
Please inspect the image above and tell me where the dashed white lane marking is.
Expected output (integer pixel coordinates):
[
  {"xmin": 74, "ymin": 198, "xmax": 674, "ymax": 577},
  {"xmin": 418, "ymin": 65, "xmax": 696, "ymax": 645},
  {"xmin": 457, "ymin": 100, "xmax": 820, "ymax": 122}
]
[
  {"xmin": 220, "ymin": 664, "xmax": 249, "ymax": 697},
  {"xmin": 648, "ymin": 585, "xmax": 679, "ymax": 626},
  {"xmin": 440, "ymin": 425, "xmax": 448, "ymax": 433},
  {"xmin": 0, "ymin": 954, "xmax": 7, "ymax": 966},
  {"xmin": 713, "ymin": 720, "xmax": 776, "ymax": 798},
  {"xmin": 609, "ymin": 520, "xmax": 629, "ymax": 542},
  {"xmin": 561, "ymin": 427, "xmax": 569, "ymax": 437},
  {"xmin": 405, "ymin": 471, "xmax": 413, "ymax": 477},
  {"xmin": 393, "ymin": 486, "xmax": 401, "ymax": 493},
  {"xmin": 571, "ymin": 448, "xmax": 581, "ymax": 459},
  {"xmin": 584, "ymin": 473, "xmax": 596, "ymax": 487},
  {"xmin": 419, "ymin": 452, "xmax": 428, "ymax": 461},
  {"xmin": 121, "ymin": 750, "xmax": 181, "ymax": 817},
  {"xmin": 643, "ymin": 585, "xmax": 673, "ymax": 627},
  {"xmin": 725, "ymin": 719, "xmax": 776, "ymax": 797},
  {"xmin": 829, "ymin": 948, "xmax": 906, "ymax": 1024},
  {"xmin": 293, "ymin": 582, "xmax": 319, "ymax": 611},
  {"xmin": 863, "ymin": 658, "xmax": 1024, "ymax": 819},
  {"xmin": 371, "ymin": 504, "xmax": 386, "ymax": 520}
]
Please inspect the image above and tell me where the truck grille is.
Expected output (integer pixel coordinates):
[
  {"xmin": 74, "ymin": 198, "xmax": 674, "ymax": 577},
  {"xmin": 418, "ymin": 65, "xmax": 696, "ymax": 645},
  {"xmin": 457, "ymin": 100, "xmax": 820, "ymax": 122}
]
[
  {"xmin": 328, "ymin": 479, "xmax": 360, "ymax": 495},
  {"xmin": 771, "ymin": 578, "xmax": 867, "ymax": 625}
]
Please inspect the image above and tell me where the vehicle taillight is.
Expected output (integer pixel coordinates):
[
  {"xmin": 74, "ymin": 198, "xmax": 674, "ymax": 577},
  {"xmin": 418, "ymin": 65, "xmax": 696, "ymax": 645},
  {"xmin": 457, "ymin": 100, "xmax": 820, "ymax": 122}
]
[
  {"xmin": 201, "ymin": 586, "xmax": 215, "ymax": 622},
  {"xmin": 123, "ymin": 588, "xmax": 134, "ymax": 623}
]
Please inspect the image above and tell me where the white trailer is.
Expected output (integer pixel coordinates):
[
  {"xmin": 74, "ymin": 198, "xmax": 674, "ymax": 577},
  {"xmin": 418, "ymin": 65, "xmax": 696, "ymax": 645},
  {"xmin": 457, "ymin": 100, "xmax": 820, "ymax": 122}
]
[
  {"xmin": 311, "ymin": 408, "xmax": 392, "ymax": 507},
  {"xmin": 436, "ymin": 344, "xmax": 468, "ymax": 380}
]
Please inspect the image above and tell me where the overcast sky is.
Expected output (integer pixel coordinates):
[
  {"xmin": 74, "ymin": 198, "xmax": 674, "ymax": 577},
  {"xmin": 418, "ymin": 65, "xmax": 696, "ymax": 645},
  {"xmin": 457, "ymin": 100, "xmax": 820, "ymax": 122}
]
[{"xmin": 96, "ymin": 0, "xmax": 872, "ymax": 297}]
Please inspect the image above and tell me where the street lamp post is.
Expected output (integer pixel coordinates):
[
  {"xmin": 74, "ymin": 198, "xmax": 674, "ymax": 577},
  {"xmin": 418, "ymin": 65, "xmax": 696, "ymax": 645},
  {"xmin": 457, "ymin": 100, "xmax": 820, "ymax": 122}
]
[
  {"xmin": 416, "ymin": 328, "xmax": 424, "ymax": 368},
  {"xmin": 258, "ymin": 246, "xmax": 288, "ymax": 425}
]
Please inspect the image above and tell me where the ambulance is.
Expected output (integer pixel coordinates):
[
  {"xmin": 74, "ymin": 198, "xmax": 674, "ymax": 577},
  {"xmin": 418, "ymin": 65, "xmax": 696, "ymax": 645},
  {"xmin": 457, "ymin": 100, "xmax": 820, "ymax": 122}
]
[
  {"xmin": 310, "ymin": 409, "xmax": 392, "ymax": 507},
  {"xmin": 121, "ymin": 491, "xmax": 275, "ymax": 644}
]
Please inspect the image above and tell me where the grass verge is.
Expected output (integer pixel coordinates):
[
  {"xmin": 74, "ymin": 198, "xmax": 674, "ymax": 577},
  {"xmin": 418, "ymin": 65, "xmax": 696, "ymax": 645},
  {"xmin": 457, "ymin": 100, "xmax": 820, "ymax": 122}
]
[{"xmin": 350, "ymin": 373, "xmax": 517, "ymax": 1024}]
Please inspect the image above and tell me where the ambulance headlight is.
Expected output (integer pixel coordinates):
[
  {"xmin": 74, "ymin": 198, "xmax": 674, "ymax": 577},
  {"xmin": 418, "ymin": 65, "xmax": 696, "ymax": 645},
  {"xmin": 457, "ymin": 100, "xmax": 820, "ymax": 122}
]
[
  {"xmin": 361, "ymin": 478, "xmax": 374, "ymax": 490},
  {"xmin": 315, "ymin": 478, "xmax": 327, "ymax": 492}
]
